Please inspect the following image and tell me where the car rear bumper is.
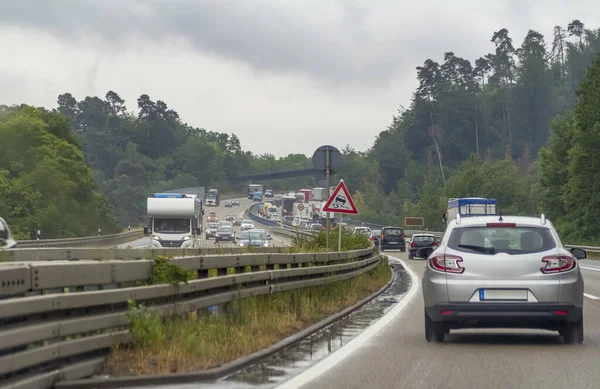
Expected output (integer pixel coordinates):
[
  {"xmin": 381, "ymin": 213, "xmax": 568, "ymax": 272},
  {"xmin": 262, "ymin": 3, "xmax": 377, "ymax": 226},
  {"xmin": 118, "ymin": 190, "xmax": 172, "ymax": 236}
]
[
  {"xmin": 381, "ymin": 242, "xmax": 405, "ymax": 250},
  {"xmin": 426, "ymin": 303, "xmax": 582, "ymax": 326}
]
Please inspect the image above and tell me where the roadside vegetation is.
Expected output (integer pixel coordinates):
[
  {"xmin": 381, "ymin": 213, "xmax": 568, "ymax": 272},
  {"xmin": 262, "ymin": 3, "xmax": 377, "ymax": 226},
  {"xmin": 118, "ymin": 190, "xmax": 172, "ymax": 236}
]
[{"xmin": 107, "ymin": 234, "xmax": 390, "ymax": 376}]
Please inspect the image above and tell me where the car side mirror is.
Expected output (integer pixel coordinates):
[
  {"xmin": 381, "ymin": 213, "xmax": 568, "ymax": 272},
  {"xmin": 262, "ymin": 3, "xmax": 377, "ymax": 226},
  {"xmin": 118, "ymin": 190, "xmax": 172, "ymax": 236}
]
[
  {"xmin": 570, "ymin": 248, "xmax": 587, "ymax": 260},
  {"xmin": 143, "ymin": 226, "xmax": 149, "ymax": 235}
]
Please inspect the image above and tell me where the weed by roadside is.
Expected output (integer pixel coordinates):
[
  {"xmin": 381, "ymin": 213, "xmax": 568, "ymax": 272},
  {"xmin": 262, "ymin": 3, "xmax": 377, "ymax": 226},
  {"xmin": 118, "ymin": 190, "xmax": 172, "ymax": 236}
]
[{"xmin": 107, "ymin": 255, "xmax": 391, "ymax": 376}]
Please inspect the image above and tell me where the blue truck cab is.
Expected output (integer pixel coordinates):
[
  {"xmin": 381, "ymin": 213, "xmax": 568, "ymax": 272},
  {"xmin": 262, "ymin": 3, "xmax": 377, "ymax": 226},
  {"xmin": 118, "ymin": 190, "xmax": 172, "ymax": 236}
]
[{"xmin": 253, "ymin": 191, "xmax": 263, "ymax": 201}]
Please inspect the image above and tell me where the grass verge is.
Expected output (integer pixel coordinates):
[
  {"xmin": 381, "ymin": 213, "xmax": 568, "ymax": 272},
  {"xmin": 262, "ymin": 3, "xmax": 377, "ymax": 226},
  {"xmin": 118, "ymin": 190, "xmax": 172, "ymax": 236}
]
[{"xmin": 107, "ymin": 253, "xmax": 391, "ymax": 376}]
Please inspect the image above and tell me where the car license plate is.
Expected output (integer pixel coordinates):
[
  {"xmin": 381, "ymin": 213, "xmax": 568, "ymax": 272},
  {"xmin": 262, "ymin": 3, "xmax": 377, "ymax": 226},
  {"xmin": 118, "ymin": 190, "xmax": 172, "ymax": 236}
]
[
  {"xmin": 390, "ymin": 242, "xmax": 399, "ymax": 244},
  {"xmin": 479, "ymin": 289, "xmax": 527, "ymax": 301}
]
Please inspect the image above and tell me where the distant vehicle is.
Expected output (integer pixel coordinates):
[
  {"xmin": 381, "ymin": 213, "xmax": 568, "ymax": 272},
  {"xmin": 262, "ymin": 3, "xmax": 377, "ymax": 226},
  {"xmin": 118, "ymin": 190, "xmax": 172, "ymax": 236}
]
[
  {"xmin": 233, "ymin": 217, "xmax": 243, "ymax": 226},
  {"xmin": 253, "ymin": 192, "xmax": 263, "ymax": 201},
  {"xmin": 237, "ymin": 230, "xmax": 273, "ymax": 248},
  {"xmin": 206, "ymin": 188, "xmax": 220, "ymax": 206},
  {"xmin": 282, "ymin": 215, "xmax": 295, "ymax": 226},
  {"xmin": 379, "ymin": 226, "xmax": 406, "ymax": 252},
  {"xmin": 214, "ymin": 226, "xmax": 235, "ymax": 243},
  {"xmin": 408, "ymin": 233, "xmax": 438, "ymax": 260},
  {"xmin": 232, "ymin": 200, "xmax": 240, "ymax": 206},
  {"xmin": 422, "ymin": 214, "xmax": 585, "ymax": 344},
  {"xmin": 207, "ymin": 211, "xmax": 218, "ymax": 223},
  {"xmin": 446, "ymin": 197, "xmax": 496, "ymax": 222},
  {"xmin": 265, "ymin": 189, "xmax": 274, "ymax": 197},
  {"xmin": 0, "ymin": 217, "xmax": 17, "ymax": 249},
  {"xmin": 241, "ymin": 220, "xmax": 255, "ymax": 230},
  {"xmin": 224, "ymin": 202, "xmax": 232, "ymax": 208},
  {"xmin": 225, "ymin": 215, "xmax": 235, "ymax": 221},
  {"xmin": 218, "ymin": 221, "xmax": 233, "ymax": 228},
  {"xmin": 369, "ymin": 229, "xmax": 381, "ymax": 247},
  {"xmin": 309, "ymin": 223, "xmax": 323, "ymax": 231},
  {"xmin": 354, "ymin": 226, "xmax": 371, "ymax": 235},
  {"xmin": 248, "ymin": 184, "xmax": 264, "ymax": 199},
  {"xmin": 204, "ymin": 222, "xmax": 220, "ymax": 240}
]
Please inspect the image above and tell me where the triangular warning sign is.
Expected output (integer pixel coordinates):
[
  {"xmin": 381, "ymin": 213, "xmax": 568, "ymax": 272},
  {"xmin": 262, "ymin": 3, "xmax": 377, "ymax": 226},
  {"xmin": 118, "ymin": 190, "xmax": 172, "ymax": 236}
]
[{"xmin": 322, "ymin": 181, "xmax": 359, "ymax": 215}]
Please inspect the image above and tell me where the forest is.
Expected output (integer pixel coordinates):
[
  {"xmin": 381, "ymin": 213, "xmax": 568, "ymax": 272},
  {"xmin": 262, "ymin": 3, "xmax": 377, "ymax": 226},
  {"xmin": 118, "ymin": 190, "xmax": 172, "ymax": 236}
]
[{"xmin": 1, "ymin": 19, "xmax": 600, "ymax": 244}]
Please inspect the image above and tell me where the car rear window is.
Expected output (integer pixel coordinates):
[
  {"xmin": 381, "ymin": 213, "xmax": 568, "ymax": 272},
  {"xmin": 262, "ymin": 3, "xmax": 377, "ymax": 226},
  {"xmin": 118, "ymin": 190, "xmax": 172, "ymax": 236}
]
[
  {"xmin": 413, "ymin": 235, "xmax": 435, "ymax": 243},
  {"xmin": 448, "ymin": 226, "xmax": 557, "ymax": 254},
  {"xmin": 384, "ymin": 228, "xmax": 403, "ymax": 236}
]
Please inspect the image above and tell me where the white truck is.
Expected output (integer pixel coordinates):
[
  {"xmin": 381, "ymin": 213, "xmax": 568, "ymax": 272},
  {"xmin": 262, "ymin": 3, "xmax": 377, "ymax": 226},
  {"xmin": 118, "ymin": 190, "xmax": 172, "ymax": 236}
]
[{"xmin": 146, "ymin": 193, "xmax": 203, "ymax": 248}]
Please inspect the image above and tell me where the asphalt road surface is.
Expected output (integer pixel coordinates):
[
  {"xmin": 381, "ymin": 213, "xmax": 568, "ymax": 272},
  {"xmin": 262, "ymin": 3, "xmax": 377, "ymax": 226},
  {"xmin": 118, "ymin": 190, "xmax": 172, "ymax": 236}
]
[
  {"xmin": 116, "ymin": 197, "xmax": 290, "ymax": 248},
  {"xmin": 277, "ymin": 252, "xmax": 600, "ymax": 389}
]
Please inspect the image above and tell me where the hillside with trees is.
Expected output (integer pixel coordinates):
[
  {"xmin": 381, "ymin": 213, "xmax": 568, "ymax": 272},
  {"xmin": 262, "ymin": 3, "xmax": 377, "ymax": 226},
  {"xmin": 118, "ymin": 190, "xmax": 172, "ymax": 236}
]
[{"xmin": 2, "ymin": 19, "xmax": 599, "ymax": 244}]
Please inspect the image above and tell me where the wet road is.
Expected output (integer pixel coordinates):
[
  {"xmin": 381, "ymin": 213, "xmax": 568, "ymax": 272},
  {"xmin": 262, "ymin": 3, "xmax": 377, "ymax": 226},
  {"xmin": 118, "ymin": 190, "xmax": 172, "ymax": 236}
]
[
  {"xmin": 116, "ymin": 197, "xmax": 290, "ymax": 249},
  {"xmin": 278, "ymin": 253, "xmax": 600, "ymax": 389}
]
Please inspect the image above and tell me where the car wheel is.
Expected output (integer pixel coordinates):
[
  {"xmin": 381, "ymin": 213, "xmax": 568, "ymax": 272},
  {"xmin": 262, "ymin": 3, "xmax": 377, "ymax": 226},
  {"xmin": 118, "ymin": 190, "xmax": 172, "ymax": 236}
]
[
  {"xmin": 561, "ymin": 316, "xmax": 584, "ymax": 344},
  {"xmin": 424, "ymin": 309, "xmax": 446, "ymax": 343}
]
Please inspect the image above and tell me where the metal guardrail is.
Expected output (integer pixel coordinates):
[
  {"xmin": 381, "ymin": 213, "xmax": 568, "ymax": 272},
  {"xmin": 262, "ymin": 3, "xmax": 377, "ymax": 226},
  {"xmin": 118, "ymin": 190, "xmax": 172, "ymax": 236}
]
[
  {"xmin": 341, "ymin": 218, "xmax": 600, "ymax": 253},
  {"xmin": 0, "ymin": 246, "xmax": 379, "ymax": 389},
  {"xmin": 0, "ymin": 246, "xmax": 296, "ymax": 263},
  {"xmin": 245, "ymin": 204, "xmax": 316, "ymax": 239},
  {"xmin": 14, "ymin": 230, "xmax": 144, "ymax": 248},
  {"xmin": 12, "ymin": 194, "xmax": 247, "ymax": 248}
]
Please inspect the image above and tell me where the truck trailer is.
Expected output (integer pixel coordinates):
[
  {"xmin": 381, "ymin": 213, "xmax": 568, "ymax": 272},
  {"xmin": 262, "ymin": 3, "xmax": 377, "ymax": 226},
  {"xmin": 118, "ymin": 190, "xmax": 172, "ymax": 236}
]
[
  {"xmin": 446, "ymin": 197, "xmax": 497, "ymax": 222},
  {"xmin": 147, "ymin": 193, "xmax": 203, "ymax": 248},
  {"xmin": 206, "ymin": 188, "xmax": 220, "ymax": 206}
]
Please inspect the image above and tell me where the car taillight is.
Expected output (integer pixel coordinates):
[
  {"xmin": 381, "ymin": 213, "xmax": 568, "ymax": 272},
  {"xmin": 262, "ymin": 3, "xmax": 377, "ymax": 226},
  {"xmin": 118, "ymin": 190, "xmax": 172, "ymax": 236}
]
[
  {"xmin": 541, "ymin": 255, "xmax": 576, "ymax": 274},
  {"xmin": 429, "ymin": 254, "xmax": 464, "ymax": 274},
  {"xmin": 402, "ymin": 233, "xmax": 405, "ymax": 239},
  {"xmin": 432, "ymin": 241, "xmax": 439, "ymax": 246},
  {"xmin": 410, "ymin": 242, "xmax": 416, "ymax": 247}
]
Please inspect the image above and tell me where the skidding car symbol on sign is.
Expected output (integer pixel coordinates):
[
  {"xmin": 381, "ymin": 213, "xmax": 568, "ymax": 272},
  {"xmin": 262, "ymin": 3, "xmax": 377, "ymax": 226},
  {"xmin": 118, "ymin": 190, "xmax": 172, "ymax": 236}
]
[{"xmin": 322, "ymin": 181, "xmax": 359, "ymax": 215}]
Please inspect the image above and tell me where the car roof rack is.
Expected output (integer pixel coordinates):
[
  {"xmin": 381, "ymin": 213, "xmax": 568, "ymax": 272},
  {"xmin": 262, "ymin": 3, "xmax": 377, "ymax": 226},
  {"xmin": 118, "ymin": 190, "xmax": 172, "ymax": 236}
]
[{"xmin": 541, "ymin": 213, "xmax": 546, "ymax": 225}]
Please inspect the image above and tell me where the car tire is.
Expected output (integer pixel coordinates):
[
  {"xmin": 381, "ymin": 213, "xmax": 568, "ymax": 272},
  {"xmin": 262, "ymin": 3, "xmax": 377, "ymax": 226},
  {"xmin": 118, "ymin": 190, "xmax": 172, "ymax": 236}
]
[
  {"xmin": 561, "ymin": 316, "xmax": 584, "ymax": 344},
  {"xmin": 424, "ymin": 310, "xmax": 446, "ymax": 343}
]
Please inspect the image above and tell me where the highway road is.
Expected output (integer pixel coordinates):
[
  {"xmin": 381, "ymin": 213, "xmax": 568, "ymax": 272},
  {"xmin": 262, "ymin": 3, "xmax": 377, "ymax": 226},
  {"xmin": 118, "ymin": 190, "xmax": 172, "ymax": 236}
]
[
  {"xmin": 276, "ymin": 253, "xmax": 600, "ymax": 389},
  {"xmin": 116, "ymin": 197, "xmax": 290, "ymax": 248}
]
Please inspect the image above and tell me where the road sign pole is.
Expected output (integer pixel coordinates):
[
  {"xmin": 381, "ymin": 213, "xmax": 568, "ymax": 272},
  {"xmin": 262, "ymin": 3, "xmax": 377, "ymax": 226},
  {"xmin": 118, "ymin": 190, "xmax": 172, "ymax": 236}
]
[
  {"xmin": 326, "ymin": 148, "xmax": 331, "ymax": 248},
  {"xmin": 338, "ymin": 209, "xmax": 342, "ymax": 252}
]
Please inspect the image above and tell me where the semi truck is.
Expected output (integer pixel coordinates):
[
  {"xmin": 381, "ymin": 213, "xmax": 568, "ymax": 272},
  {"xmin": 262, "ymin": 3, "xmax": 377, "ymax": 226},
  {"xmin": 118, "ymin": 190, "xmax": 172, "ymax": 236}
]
[
  {"xmin": 282, "ymin": 194, "xmax": 295, "ymax": 215},
  {"xmin": 445, "ymin": 197, "xmax": 497, "ymax": 222},
  {"xmin": 206, "ymin": 188, "xmax": 220, "ymax": 206},
  {"xmin": 248, "ymin": 184, "xmax": 264, "ymax": 199},
  {"xmin": 146, "ymin": 193, "xmax": 203, "ymax": 248}
]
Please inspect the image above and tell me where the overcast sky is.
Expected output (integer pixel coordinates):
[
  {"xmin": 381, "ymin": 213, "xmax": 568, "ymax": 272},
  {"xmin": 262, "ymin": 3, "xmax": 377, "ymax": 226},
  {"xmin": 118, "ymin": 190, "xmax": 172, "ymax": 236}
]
[{"xmin": 1, "ymin": 1, "xmax": 598, "ymax": 157}]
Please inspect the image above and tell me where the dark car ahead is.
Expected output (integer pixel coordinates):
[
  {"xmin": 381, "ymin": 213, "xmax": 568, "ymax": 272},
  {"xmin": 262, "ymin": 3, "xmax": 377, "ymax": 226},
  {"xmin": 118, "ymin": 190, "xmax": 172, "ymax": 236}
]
[
  {"xmin": 224, "ymin": 202, "xmax": 232, "ymax": 208},
  {"xmin": 225, "ymin": 215, "xmax": 234, "ymax": 222},
  {"xmin": 408, "ymin": 233, "xmax": 438, "ymax": 259},
  {"xmin": 369, "ymin": 229, "xmax": 381, "ymax": 247},
  {"xmin": 380, "ymin": 226, "xmax": 406, "ymax": 252},
  {"xmin": 205, "ymin": 222, "xmax": 220, "ymax": 240},
  {"xmin": 215, "ymin": 226, "xmax": 235, "ymax": 243}
]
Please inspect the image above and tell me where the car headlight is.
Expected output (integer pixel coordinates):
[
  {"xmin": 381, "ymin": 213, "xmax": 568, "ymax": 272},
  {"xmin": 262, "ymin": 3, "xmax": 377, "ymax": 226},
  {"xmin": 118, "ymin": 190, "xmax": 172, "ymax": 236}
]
[
  {"xmin": 239, "ymin": 242, "xmax": 245, "ymax": 247},
  {"xmin": 152, "ymin": 235, "xmax": 161, "ymax": 241},
  {"xmin": 182, "ymin": 236, "xmax": 191, "ymax": 241},
  {"xmin": 263, "ymin": 242, "xmax": 269, "ymax": 247}
]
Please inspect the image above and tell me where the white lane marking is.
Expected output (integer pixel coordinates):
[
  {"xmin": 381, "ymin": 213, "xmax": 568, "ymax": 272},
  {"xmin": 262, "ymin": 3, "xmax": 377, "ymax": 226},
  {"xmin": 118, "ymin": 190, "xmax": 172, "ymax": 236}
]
[
  {"xmin": 274, "ymin": 253, "xmax": 419, "ymax": 389},
  {"xmin": 584, "ymin": 293, "xmax": 600, "ymax": 300},
  {"xmin": 580, "ymin": 266, "xmax": 600, "ymax": 272}
]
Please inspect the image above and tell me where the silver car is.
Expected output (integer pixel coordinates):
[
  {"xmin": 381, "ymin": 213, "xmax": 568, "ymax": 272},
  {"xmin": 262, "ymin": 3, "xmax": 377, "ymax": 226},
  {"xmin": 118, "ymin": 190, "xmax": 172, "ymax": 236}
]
[{"xmin": 422, "ymin": 214, "xmax": 586, "ymax": 344}]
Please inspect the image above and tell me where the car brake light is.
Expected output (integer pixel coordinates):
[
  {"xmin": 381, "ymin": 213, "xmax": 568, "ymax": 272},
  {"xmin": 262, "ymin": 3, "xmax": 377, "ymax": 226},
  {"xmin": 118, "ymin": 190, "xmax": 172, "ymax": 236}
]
[
  {"xmin": 486, "ymin": 222, "xmax": 516, "ymax": 227},
  {"xmin": 432, "ymin": 241, "xmax": 439, "ymax": 246},
  {"xmin": 541, "ymin": 255, "xmax": 576, "ymax": 274},
  {"xmin": 410, "ymin": 242, "xmax": 416, "ymax": 247},
  {"xmin": 429, "ymin": 254, "xmax": 464, "ymax": 273},
  {"xmin": 402, "ymin": 233, "xmax": 405, "ymax": 239}
]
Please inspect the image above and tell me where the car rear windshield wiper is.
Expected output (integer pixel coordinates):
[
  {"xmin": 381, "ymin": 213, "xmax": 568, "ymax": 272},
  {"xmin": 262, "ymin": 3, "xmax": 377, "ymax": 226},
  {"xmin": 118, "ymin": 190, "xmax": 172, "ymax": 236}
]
[{"xmin": 457, "ymin": 244, "xmax": 496, "ymax": 254}]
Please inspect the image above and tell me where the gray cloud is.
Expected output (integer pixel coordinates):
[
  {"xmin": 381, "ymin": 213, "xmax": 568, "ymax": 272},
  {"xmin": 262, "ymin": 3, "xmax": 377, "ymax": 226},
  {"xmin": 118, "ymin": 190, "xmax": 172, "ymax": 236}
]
[{"xmin": 0, "ymin": 0, "xmax": 537, "ymax": 86}]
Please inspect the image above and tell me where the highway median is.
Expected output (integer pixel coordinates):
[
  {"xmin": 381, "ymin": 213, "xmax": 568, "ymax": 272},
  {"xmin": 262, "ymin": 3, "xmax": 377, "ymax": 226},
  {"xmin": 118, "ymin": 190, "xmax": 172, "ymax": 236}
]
[{"xmin": 104, "ymin": 230, "xmax": 391, "ymax": 379}]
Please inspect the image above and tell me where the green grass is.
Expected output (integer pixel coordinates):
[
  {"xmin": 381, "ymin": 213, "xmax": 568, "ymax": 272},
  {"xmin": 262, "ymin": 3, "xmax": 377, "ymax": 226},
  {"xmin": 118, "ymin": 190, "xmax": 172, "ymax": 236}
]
[{"xmin": 107, "ymin": 232, "xmax": 389, "ymax": 376}]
